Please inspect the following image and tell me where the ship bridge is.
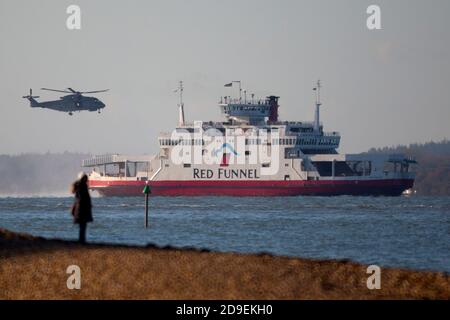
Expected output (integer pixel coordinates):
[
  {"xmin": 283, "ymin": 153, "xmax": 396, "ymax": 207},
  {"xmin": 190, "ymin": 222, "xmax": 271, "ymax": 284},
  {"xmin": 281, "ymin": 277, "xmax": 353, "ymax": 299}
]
[{"xmin": 219, "ymin": 96, "xmax": 279, "ymax": 125}]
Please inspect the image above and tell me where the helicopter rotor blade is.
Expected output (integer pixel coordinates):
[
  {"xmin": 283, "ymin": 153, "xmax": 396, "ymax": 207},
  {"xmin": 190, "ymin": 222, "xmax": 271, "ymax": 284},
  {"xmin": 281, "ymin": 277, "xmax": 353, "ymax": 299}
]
[
  {"xmin": 41, "ymin": 88, "xmax": 72, "ymax": 93},
  {"xmin": 79, "ymin": 89, "xmax": 109, "ymax": 94},
  {"xmin": 67, "ymin": 88, "xmax": 78, "ymax": 93}
]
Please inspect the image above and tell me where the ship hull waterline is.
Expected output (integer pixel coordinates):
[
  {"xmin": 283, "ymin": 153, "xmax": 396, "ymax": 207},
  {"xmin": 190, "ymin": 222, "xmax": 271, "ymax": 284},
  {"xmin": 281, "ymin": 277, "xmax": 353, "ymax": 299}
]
[{"xmin": 88, "ymin": 179, "xmax": 414, "ymax": 197}]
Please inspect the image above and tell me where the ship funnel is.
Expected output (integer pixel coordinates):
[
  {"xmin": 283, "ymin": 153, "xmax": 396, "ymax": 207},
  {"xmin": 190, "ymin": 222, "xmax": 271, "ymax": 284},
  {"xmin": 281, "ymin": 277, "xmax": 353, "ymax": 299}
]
[{"xmin": 268, "ymin": 96, "xmax": 279, "ymax": 123}]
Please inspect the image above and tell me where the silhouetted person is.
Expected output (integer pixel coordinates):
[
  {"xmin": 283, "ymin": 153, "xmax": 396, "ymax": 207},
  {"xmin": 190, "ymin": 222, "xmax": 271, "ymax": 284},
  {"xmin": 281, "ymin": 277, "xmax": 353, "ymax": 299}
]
[{"xmin": 71, "ymin": 172, "xmax": 93, "ymax": 244}]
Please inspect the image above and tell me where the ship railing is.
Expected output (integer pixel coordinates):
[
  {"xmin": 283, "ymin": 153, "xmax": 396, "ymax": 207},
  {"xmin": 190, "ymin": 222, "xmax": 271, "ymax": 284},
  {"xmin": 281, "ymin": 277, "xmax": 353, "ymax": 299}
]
[
  {"xmin": 219, "ymin": 98, "xmax": 270, "ymax": 105},
  {"xmin": 322, "ymin": 132, "xmax": 341, "ymax": 137},
  {"xmin": 271, "ymin": 121, "xmax": 320, "ymax": 127},
  {"xmin": 387, "ymin": 154, "xmax": 417, "ymax": 163},
  {"xmin": 82, "ymin": 154, "xmax": 154, "ymax": 167},
  {"xmin": 82, "ymin": 154, "xmax": 118, "ymax": 167},
  {"xmin": 163, "ymin": 121, "xmax": 228, "ymax": 130}
]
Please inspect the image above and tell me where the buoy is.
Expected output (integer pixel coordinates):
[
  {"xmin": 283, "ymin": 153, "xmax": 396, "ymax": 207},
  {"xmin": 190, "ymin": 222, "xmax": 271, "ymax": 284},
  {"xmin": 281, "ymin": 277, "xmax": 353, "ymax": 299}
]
[{"xmin": 143, "ymin": 182, "xmax": 151, "ymax": 228}]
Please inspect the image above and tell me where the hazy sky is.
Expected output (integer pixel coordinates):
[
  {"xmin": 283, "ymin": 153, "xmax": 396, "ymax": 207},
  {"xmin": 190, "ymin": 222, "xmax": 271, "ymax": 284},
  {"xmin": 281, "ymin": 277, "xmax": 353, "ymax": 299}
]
[{"xmin": 1, "ymin": 0, "xmax": 449, "ymax": 155}]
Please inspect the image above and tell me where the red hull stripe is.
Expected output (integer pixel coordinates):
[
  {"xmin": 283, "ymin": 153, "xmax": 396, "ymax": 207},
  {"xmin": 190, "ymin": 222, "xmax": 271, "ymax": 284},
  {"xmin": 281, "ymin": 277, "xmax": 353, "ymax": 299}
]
[{"xmin": 88, "ymin": 179, "xmax": 414, "ymax": 197}]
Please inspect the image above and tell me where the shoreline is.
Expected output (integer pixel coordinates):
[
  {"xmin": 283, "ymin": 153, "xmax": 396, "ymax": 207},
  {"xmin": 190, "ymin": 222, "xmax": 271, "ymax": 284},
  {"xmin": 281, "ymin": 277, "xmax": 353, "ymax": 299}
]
[{"xmin": 1, "ymin": 228, "xmax": 449, "ymax": 299}]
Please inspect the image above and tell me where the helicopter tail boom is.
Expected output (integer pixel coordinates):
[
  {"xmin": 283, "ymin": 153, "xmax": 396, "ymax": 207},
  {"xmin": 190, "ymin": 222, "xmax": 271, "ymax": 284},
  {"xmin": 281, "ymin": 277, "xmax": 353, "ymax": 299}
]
[{"xmin": 22, "ymin": 89, "xmax": 40, "ymax": 107}]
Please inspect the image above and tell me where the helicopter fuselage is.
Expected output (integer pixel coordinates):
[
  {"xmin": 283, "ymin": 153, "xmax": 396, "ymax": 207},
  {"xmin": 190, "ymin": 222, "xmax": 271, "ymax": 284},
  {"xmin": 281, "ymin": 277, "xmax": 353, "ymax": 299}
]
[
  {"xmin": 32, "ymin": 95, "xmax": 105, "ymax": 113},
  {"xmin": 23, "ymin": 88, "xmax": 108, "ymax": 115}
]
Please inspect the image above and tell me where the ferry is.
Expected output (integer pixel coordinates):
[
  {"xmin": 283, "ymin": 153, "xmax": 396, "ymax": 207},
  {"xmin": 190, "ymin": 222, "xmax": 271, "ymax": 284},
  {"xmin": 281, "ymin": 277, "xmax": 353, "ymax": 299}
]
[{"xmin": 82, "ymin": 81, "xmax": 416, "ymax": 196}]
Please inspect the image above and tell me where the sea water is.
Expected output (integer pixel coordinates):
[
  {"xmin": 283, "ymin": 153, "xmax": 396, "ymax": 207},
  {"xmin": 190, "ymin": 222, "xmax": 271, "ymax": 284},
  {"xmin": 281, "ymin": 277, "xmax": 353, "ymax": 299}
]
[{"xmin": 0, "ymin": 195, "xmax": 448, "ymax": 272}]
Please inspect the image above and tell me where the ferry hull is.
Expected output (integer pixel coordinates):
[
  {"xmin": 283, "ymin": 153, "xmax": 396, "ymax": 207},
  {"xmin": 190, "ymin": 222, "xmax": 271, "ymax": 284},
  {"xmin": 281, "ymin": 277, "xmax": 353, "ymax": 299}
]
[{"xmin": 88, "ymin": 179, "xmax": 414, "ymax": 197}]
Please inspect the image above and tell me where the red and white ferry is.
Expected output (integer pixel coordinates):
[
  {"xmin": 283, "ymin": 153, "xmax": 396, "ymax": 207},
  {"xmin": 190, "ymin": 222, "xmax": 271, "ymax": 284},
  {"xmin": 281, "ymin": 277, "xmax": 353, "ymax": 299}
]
[{"xmin": 83, "ymin": 81, "xmax": 415, "ymax": 196}]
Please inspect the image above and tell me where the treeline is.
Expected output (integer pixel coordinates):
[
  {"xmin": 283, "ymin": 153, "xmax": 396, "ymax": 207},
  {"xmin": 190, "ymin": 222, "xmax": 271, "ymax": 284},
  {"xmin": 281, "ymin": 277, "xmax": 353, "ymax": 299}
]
[
  {"xmin": 0, "ymin": 152, "xmax": 91, "ymax": 196},
  {"xmin": 367, "ymin": 139, "xmax": 450, "ymax": 196}
]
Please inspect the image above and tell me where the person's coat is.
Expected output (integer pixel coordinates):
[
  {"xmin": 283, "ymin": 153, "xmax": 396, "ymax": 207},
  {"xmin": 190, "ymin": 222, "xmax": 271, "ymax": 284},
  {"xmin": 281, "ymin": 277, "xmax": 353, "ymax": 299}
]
[{"xmin": 71, "ymin": 180, "xmax": 93, "ymax": 224}]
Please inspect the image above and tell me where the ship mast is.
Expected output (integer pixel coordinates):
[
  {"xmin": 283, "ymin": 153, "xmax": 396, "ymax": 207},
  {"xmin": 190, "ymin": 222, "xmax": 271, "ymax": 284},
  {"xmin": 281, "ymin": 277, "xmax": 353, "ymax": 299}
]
[
  {"xmin": 175, "ymin": 81, "xmax": 185, "ymax": 127},
  {"xmin": 313, "ymin": 80, "xmax": 322, "ymax": 133}
]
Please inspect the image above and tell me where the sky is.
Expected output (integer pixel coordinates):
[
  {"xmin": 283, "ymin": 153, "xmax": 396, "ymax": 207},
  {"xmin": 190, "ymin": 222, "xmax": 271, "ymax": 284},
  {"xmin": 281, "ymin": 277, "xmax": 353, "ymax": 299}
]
[{"xmin": 0, "ymin": 0, "xmax": 449, "ymax": 155}]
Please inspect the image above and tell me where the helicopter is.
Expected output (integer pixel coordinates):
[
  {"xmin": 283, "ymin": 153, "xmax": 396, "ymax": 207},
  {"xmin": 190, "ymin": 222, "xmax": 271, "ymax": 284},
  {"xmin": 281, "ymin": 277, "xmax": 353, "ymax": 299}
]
[{"xmin": 22, "ymin": 87, "xmax": 108, "ymax": 115}]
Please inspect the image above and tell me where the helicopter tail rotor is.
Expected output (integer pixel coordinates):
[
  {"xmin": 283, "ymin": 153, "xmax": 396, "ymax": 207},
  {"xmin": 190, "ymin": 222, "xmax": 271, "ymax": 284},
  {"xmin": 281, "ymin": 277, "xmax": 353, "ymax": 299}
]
[
  {"xmin": 22, "ymin": 88, "xmax": 40, "ymax": 99},
  {"xmin": 22, "ymin": 89, "xmax": 40, "ymax": 107}
]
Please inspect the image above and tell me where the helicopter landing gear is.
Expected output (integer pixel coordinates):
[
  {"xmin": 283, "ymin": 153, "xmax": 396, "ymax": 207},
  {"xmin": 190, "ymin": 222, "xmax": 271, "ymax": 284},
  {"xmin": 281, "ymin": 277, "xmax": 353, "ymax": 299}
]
[
  {"xmin": 68, "ymin": 112, "xmax": 73, "ymax": 116},
  {"xmin": 98, "ymin": 110, "xmax": 101, "ymax": 114}
]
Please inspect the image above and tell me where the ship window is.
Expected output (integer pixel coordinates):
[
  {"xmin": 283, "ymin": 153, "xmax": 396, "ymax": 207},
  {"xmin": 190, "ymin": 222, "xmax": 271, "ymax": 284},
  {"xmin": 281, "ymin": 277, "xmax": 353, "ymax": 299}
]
[
  {"xmin": 312, "ymin": 161, "xmax": 333, "ymax": 176},
  {"xmin": 183, "ymin": 163, "xmax": 191, "ymax": 168},
  {"xmin": 165, "ymin": 164, "xmax": 169, "ymax": 167},
  {"xmin": 245, "ymin": 150, "xmax": 251, "ymax": 156},
  {"xmin": 335, "ymin": 161, "xmax": 357, "ymax": 176},
  {"xmin": 284, "ymin": 175, "xmax": 290, "ymax": 180},
  {"xmin": 262, "ymin": 163, "xmax": 270, "ymax": 167},
  {"xmin": 313, "ymin": 161, "xmax": 359, "ymax": 177}
]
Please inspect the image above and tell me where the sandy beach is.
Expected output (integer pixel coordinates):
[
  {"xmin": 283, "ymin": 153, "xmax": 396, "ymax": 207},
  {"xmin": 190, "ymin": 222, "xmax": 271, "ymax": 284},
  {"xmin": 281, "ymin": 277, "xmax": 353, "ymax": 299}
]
[{"xmin": 0, "ymin": 228, "xmax": 448, "ymax": 300}]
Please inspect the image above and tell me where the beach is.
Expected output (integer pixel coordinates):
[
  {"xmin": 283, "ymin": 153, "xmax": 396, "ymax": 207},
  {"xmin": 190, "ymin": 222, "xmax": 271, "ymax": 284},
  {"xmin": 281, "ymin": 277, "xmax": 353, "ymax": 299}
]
[{"xmin": 0, "ymin": 228, "xmax": 448, "ymax": 299}]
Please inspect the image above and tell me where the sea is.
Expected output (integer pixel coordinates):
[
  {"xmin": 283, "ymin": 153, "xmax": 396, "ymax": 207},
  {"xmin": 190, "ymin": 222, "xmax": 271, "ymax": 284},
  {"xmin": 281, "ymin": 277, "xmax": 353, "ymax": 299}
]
[{"xmin": 0, "ymin": 195, "xmax": 449, "ymax": 272}]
